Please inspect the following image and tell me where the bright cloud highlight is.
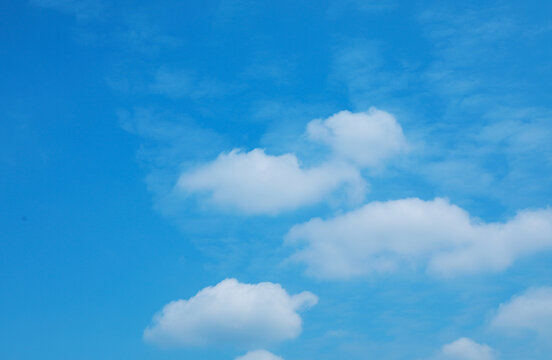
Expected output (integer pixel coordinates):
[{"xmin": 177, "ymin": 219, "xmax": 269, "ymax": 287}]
[
  {"xmin": 235, "ymin": 349, "xmax": 284, "ymax": 360},
  {"xmin": 306, "ymin": 108, "xmax": 408, "ymax": 167},
  {"xmin": 439, "ymin": 338, "xmax": 496, "ymax": 360},
  {"xmin": 286, "ymin": 198, "xmax": 552, "ymax": 278},
  {"xmin": 491, "ymin": 286, "xmax": 552, "ymax": 336},
  {"xmin": 177, "ymin": 148, "xmax": 365, "ymax": 214},
  {"xmin": 143, "ymin": 278, "xmax": 318, "ymax": 348}
]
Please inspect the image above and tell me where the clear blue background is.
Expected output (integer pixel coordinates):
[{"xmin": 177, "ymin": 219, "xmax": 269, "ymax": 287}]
[{"xmin": 1, "ymin": 1, "xmax": 552, "ymax": 359}]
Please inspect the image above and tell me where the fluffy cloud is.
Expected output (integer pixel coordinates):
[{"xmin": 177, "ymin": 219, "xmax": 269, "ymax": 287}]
[
  {"xmin": 286, "ymin": 198, "xmax": 552, "ymax": 278},
  {"xmin": 143, "ymin": 278, "xmax": 318, "ymax": 348},
  {"xmin": 306, "ymin": 108, "xmax": 408, "ymax": 167},
  {"xmin": 439, "ymin": 338, "xmax": 496, "ymax": 360},
  {"xmin": 175, "ymin": 109, "xmax": 410, "ymax": 214},
  {"xmin": 491, "ymin": 286, "xmax": 552, "ymax": 336},
  {"xmin": 235, "ymin": 350, "xmax": 284, "ymax": 360},
  {"xmin": 177, "ymin": 148, "xmax": 366, "ymax": 214}
]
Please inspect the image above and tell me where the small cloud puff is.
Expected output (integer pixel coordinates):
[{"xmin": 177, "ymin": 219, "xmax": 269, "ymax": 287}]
[
  {"xmin": 235, "ymin": 349, "xmax": 284, "ymax": 360},
  {"xmin": 144, "ymin": 278, "xmax": 318, "ymax": 348},
  {"xmin": 306, "ymin": 108, "xmax": 408, "ymax": 167},
  {"xmin": 286, "ymin": 197, "xmax": 552, "ymax": 278},
  {"xmin": 177, "ymin": 148, "xmax": 365, "ymax": 215},
  {"xmin": 491, "ymin": 286, "xmax": 552, "ymax": 336},
  {"xmin": 439, "ymin": 338, "xmax": 496, "ymax": 360}
]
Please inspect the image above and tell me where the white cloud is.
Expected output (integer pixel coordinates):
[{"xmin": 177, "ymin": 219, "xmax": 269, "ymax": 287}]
[
  {"xmin": 439, "ymin": 338, "xmax": 496, "ymax": 360},
  {"xmin": 306, "ymin": 108, "xmax": 408, "ymax": 167},
  {"xmin": 143, "ymin": 278, "xmax": 318, "ymax": 348},
  {"xmin": 172, "ymin": 109, "xmax": 413, "ymax": 214},
  {"xmin": 235, "ymin": 349, "xmax": 284, "ymax": 360},
  {"xmin": 177, "ymin": 148, "xmax": 366, "ymax": 215},
  {"xmin": 491, "ymin": 286, "xmax": 552, "ymax": 336},
  {"xmin": 286, "ymin": 198, "xmax": 552, "ymax": 278}
]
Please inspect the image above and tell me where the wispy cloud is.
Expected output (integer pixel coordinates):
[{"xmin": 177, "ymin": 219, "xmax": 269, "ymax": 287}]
[
  {"xmin": 118, "ymin": 108, "xmax": 226, "ymax": 213},
  {"xmin": 330, "ymin": 38, "xmax": 418, "ymax": 109},
  {"xmin": 115, "ymin": 13, "xmax": 181, "ymax": 53},
  {"xmin": 241, "ymin": 57, "xmax": 293, "ymax": 86},
  {"xmin": 328, "ymin": 6, "xmax": 552, "ymax": 212},
  {"xmin": 150, "ymin": 66, "xmax": 227, "ymax": 99},
  {"xmin": 108, "ymin": 65, "xmax": 229, "ymax": 100},
  {"xmin": 327, "ymin": 0, "xmax": 398, "ymax": 18}
]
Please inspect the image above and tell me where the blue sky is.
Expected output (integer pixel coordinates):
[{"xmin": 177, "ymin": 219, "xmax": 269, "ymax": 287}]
[{"xmin": 2, "ymin": 1, "xmax": 552, "ymax": 359}]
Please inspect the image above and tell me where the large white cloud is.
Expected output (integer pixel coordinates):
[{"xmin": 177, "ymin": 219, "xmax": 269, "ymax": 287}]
[
  {"xmin": 235, "ymin": 350, "xmax": 284, "ymax": 360},
  {"xmin": 177, "ymin": 148, "xmax": 366, "ymax": 214},
  {"xmin": 286, "ymin": 198, "xmax": 552, "ymax": 278},
  {"xmin": 143, "ymin": 278, "xmax": 318, "ymax": 348},
  {"xmin": 438, "ymin": 338, "xmax": 496, "ymax": 360},
  {"xmin": 175, "ymin": 108, "xmax": 410, "ymax": 214},
  {"xmin": 306, "ymin": 108, "xmax": 408, "ymax": 167},
  {"xmin": 491, "ymin": 286, "xmax": 552, "ymax": 336}
]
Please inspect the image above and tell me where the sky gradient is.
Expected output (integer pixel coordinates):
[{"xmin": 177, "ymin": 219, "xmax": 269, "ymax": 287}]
[{"xmin": 2, "ymin": 1, "xmax": 552, "ymax": 359}]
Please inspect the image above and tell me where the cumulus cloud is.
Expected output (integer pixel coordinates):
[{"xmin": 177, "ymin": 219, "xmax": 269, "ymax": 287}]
[
  {"xmin": 143, "ymin": 278, "xmax": 318, "ymax": 348},
  {"xmin": 306, "ymin": 108, "xmax": 408, "ymax": 167},
  {"xmin": 177, "ymin": 148, "xmax": 366, "ymax": 215},
  {"xmin": 174, "ymin": 108, "xmax": 412, "ymax": 214},
  {"xmin": 286, "ymin": 197, "xmax": 552, "ymax": 278},
  {"xmin": 438, "ymin": 338, "xmax": 496, "ymax": 360},
  {"xmin": 491, "ymin": 286, "xmax": 552, "ymax": 336},
  {"xmin": 235, "ymin": 349, "xmax": 284, "ymax": 360}
]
